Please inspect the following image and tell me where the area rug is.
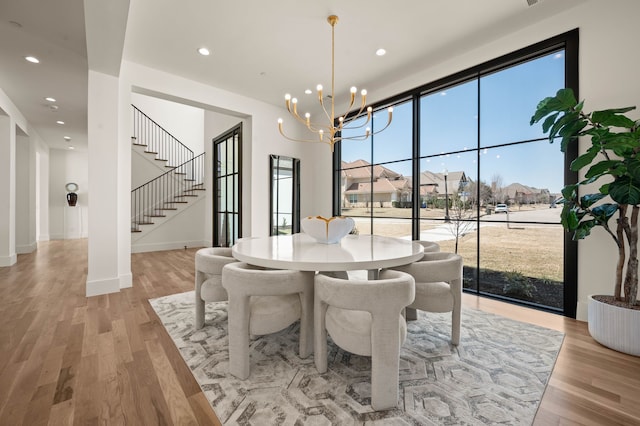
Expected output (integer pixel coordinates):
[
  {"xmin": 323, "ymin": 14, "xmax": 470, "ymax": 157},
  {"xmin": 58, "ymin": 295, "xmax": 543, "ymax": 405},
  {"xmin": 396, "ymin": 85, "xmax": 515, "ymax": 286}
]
[{"xmin": 150, "ymin": 291, "xmax": 563, "ymax": 425}]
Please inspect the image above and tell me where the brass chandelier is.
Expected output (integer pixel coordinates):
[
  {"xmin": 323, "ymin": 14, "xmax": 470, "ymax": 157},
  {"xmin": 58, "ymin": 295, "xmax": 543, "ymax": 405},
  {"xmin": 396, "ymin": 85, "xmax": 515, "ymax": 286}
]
[{"xmin": 277, "ymin": 15, "xmax": 393, "ymax": 152}]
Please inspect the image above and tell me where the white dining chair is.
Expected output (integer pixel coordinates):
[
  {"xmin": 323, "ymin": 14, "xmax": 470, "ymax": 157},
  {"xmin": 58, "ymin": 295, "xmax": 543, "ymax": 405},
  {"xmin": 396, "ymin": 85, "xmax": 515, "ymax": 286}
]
[
  {"xmin": 416, "ymin": 240, "xmax": 441, "ymax": 253},
  {"xmin": 222, "ymin": 262, "xmax": 314, "ymax": 380},
  {"xmin": 314, "ymin": 269, "xmax": 415, "ymax": 410},
  {"xmin": 391, "ymin": 251, "xmax": 463, "ymax": 345},
  {"xmin": 194, "ymin": 247, "xmax": 238, "ymax": 329}
]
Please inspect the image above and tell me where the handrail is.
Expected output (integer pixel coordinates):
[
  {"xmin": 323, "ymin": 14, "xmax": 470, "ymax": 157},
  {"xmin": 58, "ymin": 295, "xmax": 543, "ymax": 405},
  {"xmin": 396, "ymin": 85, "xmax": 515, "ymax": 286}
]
[
  {"xmin": 131, "ymin": 153, "xmax": 205, "ymax": 232},
  {"xmin": 132, "ymin": 104, "xmax": 194, "ymax": 168}
]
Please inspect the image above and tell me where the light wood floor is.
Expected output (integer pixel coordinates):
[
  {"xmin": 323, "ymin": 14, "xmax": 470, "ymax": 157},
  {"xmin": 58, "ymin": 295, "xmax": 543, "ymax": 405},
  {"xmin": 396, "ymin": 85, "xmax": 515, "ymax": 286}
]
[{"xmin": 0, "ymin": 239, "xmax": 638, "ymax": 425}]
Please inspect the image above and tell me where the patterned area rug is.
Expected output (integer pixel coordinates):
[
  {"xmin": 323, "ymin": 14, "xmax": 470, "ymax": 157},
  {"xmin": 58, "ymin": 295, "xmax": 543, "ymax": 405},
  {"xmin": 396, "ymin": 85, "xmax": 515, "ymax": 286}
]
[{"xmin": 150, "ymin": 291, "xmax": 563, "ymax": 425}]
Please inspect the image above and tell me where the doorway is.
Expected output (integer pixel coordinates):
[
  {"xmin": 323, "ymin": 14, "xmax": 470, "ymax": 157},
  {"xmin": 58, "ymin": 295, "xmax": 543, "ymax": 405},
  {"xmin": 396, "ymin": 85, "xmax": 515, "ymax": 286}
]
[{"xmin": 212, "ymin": 123, "xmax": 242, "ymax": 247}]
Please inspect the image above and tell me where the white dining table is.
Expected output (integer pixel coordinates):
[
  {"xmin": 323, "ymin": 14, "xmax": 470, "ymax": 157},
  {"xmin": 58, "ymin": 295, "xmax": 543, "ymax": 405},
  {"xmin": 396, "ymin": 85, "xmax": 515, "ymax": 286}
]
[{"xmin": 232, "ymin": 233, "xmax": 424, "ymax": 276}]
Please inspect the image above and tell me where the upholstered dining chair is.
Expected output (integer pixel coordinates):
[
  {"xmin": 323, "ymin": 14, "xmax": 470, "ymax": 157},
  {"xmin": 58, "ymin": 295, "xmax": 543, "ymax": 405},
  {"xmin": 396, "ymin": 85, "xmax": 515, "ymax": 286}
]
[
  {"xmin": 195, "ymin": 247, "xmax": 238, "ymax": 329},
  {"xmin": 417, "ymin": 240, "xmax": 441, "ymax": 253},
  {"xmin": 391, "ymin": 251, "xmax": 463, "ymax": 345},
  {"xmin": 314, "ymin": 270, "xmax": 415, "ymax": 411},
  {"xmin": 222, "ymin": 262, "xmax": 314, "ymax": 380}
]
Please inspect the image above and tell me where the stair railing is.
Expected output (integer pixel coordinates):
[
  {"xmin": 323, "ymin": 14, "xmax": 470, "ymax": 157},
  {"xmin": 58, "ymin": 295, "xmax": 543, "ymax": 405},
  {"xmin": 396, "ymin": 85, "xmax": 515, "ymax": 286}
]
[
  {"xmin": 132, "ymin": 104, "xmax": 194, "ymax": 168},
  {"xmin": 131, "ymin": 153, "xmax": 205, "ymax": 232}
]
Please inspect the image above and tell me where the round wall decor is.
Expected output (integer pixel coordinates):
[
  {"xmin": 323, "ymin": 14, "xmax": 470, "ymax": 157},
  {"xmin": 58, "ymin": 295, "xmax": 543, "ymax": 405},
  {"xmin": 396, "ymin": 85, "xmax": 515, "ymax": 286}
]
[{"xmin": 65, "ymin": 182, "xmax": 79, "ymax": 192}]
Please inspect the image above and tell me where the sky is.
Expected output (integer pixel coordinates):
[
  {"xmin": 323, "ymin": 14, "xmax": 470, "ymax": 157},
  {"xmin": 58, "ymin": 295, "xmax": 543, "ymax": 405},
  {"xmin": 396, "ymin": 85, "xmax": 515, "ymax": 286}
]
[{"xmin": 341, "ymin": 50, "xmax": 566, "ymax": 194}]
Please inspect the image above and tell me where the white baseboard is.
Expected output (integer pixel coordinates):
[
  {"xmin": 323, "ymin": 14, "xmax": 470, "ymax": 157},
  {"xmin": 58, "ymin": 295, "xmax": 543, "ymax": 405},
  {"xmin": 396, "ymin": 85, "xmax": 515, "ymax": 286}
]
[
  {"xmin": 0, "ymin": 254, "xmax": 17, "ymax": 267},
  {"xmin": 86, "ymin": 276, "xmax": 120, "ymax": 297},
  {"xmin": 131, "ymin": 240, "xmax": 208, "ymax": 253},
  {"xmin": 38, "ymin": 234, "xmax": 50, "ymax": 241},
  {"xmin": 576, "ymin": 300, "xmax": 589, "ymax": 322},
  {"xmin": 120, "ymin": 272, "xmax": 133, "ymax": 289},
  {"xmin": 16, "ymin": 242, "xmax": 37, "ymax": 254},
  {"xmin": 50, "ymin": 233, "xmax": 86, "ymax": 240}
]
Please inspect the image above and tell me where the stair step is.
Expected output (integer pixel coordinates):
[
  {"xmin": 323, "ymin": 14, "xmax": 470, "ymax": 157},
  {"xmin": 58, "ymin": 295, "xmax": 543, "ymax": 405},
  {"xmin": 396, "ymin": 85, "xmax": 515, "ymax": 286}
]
[
  {"xmin": 183, "ymin": 188, "xmax": 206, "ymax": 192},
  {"xmin": 147, "ymin": 215, "xmax": 166, "ymax": 218},
  {"xmin": 175, "ymin": 172, "xmax": 186, "ymax": 175},
  {"xmin": 175, "ymin": 194, "xmax": 198, "ymax": 198},
  {"xmin": 131, "ymin": 229, "xmax": 142, "ymax": 233},
  {"xmin": 155, "ymin": 158, "xmax": 169, "ymax": 162},
  {"xmin": 165, "ymin": 201, "xmax": 188, "ymax": 204},
  {"xmin": 156, "ymin": 207, "xmax": 178, "ymax": 211},
  {"xmin": 135, "ymin": 221, "xmax": 154, "ymax": 225},
  {"xmin": 144, "ymin": 151, "xmax": 158, "ymax": 155}
]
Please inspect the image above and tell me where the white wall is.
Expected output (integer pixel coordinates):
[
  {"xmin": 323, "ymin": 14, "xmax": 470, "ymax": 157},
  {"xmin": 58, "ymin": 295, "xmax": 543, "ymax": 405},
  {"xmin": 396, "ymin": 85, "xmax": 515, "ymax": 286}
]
[
  {"xmin": 307, "ymin": 0, "xmax": 639, "ymax": 321},
  {"xmin": 15, "ymin": 132, "xmax": 36, "ymax": 253},
  {"xmin": 131, "ymin": 197, "xmax": 207, "ymax": 252},
  {"xmin": 49, "ymin": 148, "xmax": 89, "ymax": 239}
]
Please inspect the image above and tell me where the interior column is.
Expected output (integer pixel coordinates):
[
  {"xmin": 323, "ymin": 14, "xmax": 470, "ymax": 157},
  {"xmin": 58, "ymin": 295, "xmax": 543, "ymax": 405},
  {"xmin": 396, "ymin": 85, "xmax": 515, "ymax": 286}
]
[
  {"xmin": 0, "ymin": 114, "xmax": 16, "ymax": 266},
  {"xmin": 86, "ymin": 70, "xmax": 121, "ymax": 296}
]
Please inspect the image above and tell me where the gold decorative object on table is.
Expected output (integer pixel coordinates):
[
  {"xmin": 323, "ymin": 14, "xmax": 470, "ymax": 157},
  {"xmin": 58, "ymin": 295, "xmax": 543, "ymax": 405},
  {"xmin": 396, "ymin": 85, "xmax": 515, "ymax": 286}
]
[{"xmin": 277, "ymin": 15, "xmax": 393, "ymax": 152}]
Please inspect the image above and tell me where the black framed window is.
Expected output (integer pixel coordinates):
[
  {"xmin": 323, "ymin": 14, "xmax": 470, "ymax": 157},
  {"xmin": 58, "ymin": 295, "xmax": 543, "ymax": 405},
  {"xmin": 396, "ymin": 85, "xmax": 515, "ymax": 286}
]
[{"xmin": 334, "ymin": 30, "xmax": 578, "ymax": 317}]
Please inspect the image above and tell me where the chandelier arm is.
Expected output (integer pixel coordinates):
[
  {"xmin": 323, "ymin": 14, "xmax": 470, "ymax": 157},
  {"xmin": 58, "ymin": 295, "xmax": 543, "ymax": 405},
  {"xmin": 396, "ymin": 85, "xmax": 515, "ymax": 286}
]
[
  {"xmin": 340, "ymin": 135, "xmax": 370, "ymax": 140},
  {"xmin": 278, "ymin": 125, "xmax": 330, "ymax": 145},
  {"xmin": 341, "ymin": 113, "xmax": 372, "ymax": 131}
]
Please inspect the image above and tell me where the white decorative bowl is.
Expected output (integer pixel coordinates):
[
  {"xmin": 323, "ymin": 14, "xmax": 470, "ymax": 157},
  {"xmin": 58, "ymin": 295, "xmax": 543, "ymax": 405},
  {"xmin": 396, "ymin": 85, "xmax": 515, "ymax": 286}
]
[{"xmin": 301, "ymin": 216, "xmax": 355, "ymax": 244}]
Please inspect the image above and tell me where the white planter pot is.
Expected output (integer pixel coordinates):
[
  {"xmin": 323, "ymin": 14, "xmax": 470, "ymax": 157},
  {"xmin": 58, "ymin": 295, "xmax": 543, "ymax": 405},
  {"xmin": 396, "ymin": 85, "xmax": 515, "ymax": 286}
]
[
  {"xmin": 588, "ymin": 294, "xmax": 640, "ymax": 357},
  {"xmin": 301, "ymin": 216, "xmax": 354, "ymax": 244}
]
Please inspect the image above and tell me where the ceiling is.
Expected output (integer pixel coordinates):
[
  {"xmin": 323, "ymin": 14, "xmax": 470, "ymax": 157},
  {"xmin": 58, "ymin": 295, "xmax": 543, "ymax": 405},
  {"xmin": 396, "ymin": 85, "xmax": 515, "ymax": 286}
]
[{"xmin": 0, "ymin": 0, "xmax": 587, "ymax": 152}]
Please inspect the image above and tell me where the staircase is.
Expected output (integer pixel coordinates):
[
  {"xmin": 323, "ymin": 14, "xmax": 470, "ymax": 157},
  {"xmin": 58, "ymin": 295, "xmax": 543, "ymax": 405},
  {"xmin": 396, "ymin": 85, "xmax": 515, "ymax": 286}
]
[{"xmin": 130, "ymin": 105, "xmax": 205, "ymax": 234}]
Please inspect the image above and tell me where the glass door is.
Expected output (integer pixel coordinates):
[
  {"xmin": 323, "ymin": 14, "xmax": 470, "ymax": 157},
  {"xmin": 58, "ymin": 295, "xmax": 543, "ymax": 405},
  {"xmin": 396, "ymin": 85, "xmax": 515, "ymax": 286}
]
[{"xmin": 213, "ymin": 123, "xmax": 242, "ymax": 247}]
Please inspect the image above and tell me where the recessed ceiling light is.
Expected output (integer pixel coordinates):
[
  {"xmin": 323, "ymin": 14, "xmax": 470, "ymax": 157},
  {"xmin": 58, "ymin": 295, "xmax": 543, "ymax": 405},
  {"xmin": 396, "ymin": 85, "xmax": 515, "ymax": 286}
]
[
  {"xmin": 197, "ymin": 47, "xmax": 210, "ymax": 56},
  {"xmin": 56, "ymin": 120, "xmax": 65, "ymax": 125},
  {"xmin": 375, "ymin": 48, "xmax": 386, "ymax": 56},
  {"xmin": 64, "ymin": 136, "xmax": 71, "ymax": 141},
  {"xmin": 45, "ymin": 97, "xmax": 56, "ymax": 102},
  {"xmin": 305, "ymin": 89, "xmax": 312, "ymax": 95},
  {"xmin": 25, "ymin": 56, "xmax": 39, "ymax": 63},
  {"xmin": 68, "ymin": 146, "xmax": 75, "ymax": 150}
]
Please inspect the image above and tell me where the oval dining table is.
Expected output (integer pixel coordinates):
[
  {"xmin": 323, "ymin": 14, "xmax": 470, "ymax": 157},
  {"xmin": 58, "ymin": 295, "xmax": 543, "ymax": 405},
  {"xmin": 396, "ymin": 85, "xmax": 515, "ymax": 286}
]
[{"xmin": 232, "ymin": 233, "xmax": 424, "ymax": 278}]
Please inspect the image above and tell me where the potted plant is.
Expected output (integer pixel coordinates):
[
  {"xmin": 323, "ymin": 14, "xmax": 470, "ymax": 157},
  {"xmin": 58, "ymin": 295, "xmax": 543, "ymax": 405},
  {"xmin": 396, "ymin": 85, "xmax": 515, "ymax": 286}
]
[{"xmin": 531, "ymin": 88, "xmax": 640, "ymax": 356}]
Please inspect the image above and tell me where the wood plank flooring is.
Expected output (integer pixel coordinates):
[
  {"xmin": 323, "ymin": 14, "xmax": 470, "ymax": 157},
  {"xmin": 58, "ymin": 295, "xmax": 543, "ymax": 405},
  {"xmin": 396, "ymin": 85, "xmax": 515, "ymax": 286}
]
[{"xmin": 0, "ymin": 239, "xmax": 638, "ymax": 425}]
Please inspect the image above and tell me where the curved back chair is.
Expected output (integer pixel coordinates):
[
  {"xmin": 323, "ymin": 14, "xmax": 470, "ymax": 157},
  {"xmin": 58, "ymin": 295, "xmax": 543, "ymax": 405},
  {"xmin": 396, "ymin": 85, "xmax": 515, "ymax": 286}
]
[
  {"xmin": 314, "ymin": 270, "xmax": 415, "ymax": 411},
  {"xmin": 222, "ymin": 262, "xmax": 314, "ymax": 380},
  {"xmin": 195, "ymin": 247, "xmax": 238, "ymax": 329},
  {"xmin": 391, "ymin": 251, "xmax": 463, "ymax": 345},
  {"xmin": 417, "ymin": 240, "xmax": 441, "ymax": 254}
]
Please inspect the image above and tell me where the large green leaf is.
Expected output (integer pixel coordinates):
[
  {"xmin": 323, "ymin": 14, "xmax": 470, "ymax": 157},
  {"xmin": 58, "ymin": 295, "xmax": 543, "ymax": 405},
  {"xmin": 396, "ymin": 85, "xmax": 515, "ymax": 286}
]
[
  {"xmin": 580, "ymin": 193, "xmax": 606, "ymax": 208},
  {"xmin": 559, "ymin": 119, "xmax": 588, "ymax": 151},
  {"xmin": 627, "ymin": 159, "xmax": 640, "ymax": 181},
  {"xmin": 561, "ymin": 208, "xmax": 580, "ymax": 230},
  {"xmin": 591, "ymin": 108, "xmax": 636, "ymax": 128},
  {"xmin": 570, "ymin": 149, "xmax": 599, "ymax": 172},
  {"xmin": 574, "ymin": 220, "xmax": 596, "ymax": 240},
  {"xmin": 584, "ymin": 160, "xmax": 621, "ymax": 178},
  {"xmin": 549, "ymin": 111, "xmax": 580, "ymax": 143},
  {"xmin": 561, "ymin": 184, "xmax": 578, "ymax": 201},
  {"xmin": 608, "ymin": 176, "xmax": 640, "ymax": 205},
  {"xmin": 555, "ymin": 88, "xmax": 578, "ymax": 110},
  {"xmin": 530, "ymin": 88, "xmax": 578, "ymax": 125},
  {"xmin": 541, "ymin": 112, "xmax": 560, "ymax": 133},
  {"xmin": 590, "ymin": 203, "xmax": 618, "ymax": 222}
]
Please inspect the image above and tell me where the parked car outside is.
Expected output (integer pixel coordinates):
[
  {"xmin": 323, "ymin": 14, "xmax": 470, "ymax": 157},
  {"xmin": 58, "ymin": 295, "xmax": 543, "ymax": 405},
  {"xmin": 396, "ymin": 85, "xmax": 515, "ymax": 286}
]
[{"xmin": 494, "ymin": 203, "xmax": 509, "ymax": 213}]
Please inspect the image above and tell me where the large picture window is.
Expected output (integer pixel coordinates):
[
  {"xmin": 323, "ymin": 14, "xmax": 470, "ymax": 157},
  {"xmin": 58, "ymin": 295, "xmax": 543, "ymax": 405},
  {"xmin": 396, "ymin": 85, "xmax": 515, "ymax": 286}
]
[{"xmin": 335, "ymin": 30, "xmax": 578, "ymax": 316}]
